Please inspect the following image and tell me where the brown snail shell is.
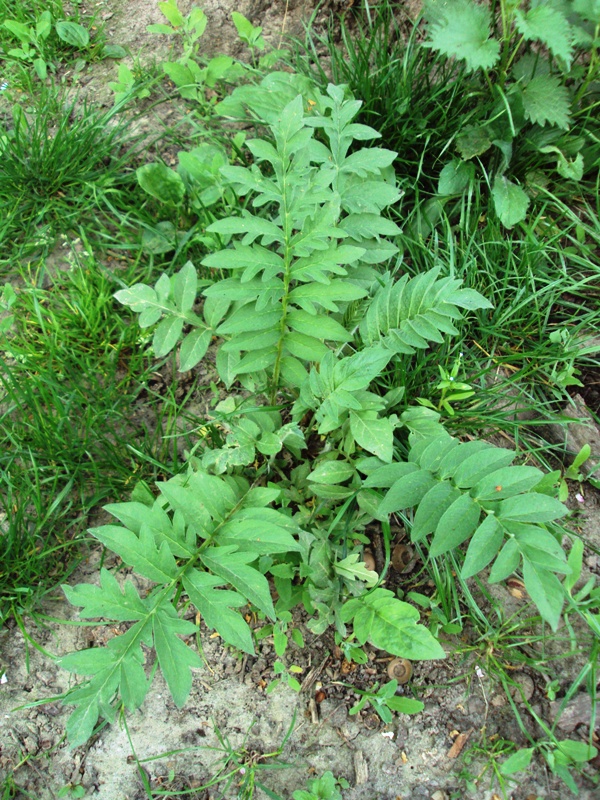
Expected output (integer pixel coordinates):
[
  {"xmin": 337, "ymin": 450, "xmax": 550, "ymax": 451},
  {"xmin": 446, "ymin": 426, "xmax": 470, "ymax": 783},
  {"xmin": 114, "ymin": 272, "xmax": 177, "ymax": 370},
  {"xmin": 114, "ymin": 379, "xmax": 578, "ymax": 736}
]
[
  {"xmin": 387, "ymin": 658, "xmax": 412, "ymax": 684},
  {"xmin": 391, "ymin": 543, "xmax": 413, "ymax": 573},
  {"xmin": 363, "ymin": 549, "xmax": 376, "ymax": 571}
]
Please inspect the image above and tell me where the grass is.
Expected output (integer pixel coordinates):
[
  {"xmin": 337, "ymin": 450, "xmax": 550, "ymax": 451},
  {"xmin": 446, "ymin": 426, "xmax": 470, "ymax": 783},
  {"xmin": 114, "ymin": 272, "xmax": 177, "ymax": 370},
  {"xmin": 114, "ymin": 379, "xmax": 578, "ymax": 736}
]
[
  {"xmin": 0, "ymin": 248, "xmax": 201, "ymax": 623},
  {"xmin": 0, "ymin": 88, "xmax": 143, "ymax": 268}
]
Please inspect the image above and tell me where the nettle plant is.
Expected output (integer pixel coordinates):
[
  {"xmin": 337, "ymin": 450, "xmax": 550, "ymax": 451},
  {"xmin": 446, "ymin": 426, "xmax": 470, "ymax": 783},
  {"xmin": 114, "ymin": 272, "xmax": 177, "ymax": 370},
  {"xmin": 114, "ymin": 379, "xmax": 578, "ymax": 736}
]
[
  {"xmin": 422, "ymin": 0, "xmax": 600, "ymax": 227},
  {"xmin": 57, "ymin": 82, "xmax": 571, "ymax": 746}
]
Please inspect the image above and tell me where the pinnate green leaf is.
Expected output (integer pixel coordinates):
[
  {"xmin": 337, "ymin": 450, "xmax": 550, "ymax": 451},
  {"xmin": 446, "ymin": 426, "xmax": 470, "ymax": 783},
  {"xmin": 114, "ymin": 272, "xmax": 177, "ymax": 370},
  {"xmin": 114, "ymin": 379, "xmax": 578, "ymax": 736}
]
[
  {"xmin": 201, "ymin": 546, "xmax": 275, "ymax": 619},
  {"xmin": 183, "ymin": 569, "xmax": 254, "ymax": 654},
  {"xmin": 153, "ymin": 603, "xmax": 201, "ymax": 707},
  {"xmin": 90, "ymin": 524, "xmax": 178, "ymax": 584},
  {"xmin": 63, "ymin": 568, "xmax": 148, "ymax": 621},
  {"xmin": 341, "ymin": 588, "xmax": 445, "ymax": 659}
]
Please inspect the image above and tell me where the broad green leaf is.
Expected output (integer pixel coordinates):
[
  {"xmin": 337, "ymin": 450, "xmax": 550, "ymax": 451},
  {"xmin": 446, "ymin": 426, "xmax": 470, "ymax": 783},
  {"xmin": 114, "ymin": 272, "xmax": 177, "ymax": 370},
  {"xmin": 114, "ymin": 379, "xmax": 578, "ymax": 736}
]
[
  {"xmin": 334, "ymin": 554, "xmax": 378, "ymax": 587},
  {"xmin": 341, "ymin": 148, "xmax": 397, "ymax": 176},
  {"xmin": 438, "ymin": 440, "xmax": 491, "ymax": 480},
  {"xmin": 363, "ymin": 462, "xmax": 419, "ymax": 489},
  {"xmin": 153, "ymin": 316, "xmax": 184, "ymax": 357},
  {"xmin": 137, "ymin": 163, "xmax": 186, "ymax": 204},
  {"xmin": 283, "ymin": 331, "xmax": 328, "ymax": 362},
  {"xmin": 234, "ymin": 347, "xmax": 277, "ymax": 374},
  {"xmin": 163, "ymin": 62, "xmax": 195, "ymax": 92},
  {"xmin": 59, "ymin": 647, "xmax": 118, "ymax": 676},
  {"xmin": 456, "ymin": 125, "xmax": 492, "ymax": 160},
  {"xmin": 498, "ymin": 494, "xmax": 568, "ymax": 523},
  {"xmin": 280, "ymin": 356, "xmax": 309, "ymax": 388},
  {"xmin": 341, "ymin": 588, "xmax": 445, "ymax": 659},
  {"xmin": 411, "ymin": 481, "xmax": 461, "ymax": 542},
  {"xmin": 565, "ymin": 538, "xmax": 584, "ymax": 594},
  {"xmin": 173, "ymin": 261, "xmax": 197, "ymax": 312},
  {"xmin": 90, "ymin": 524, "xmax": 178, "ymax": 584},
  {"xmin": 202, "ymin": 244, "xmax": 284, "ymax": 275},
  {"xmin": 201, "ymin": 546, "xmax": 275, "ymax": 619},
  {"xmin": 183, "ymin": 569, "xmax": 254, "ymax": 654},
  {"xmin": 287, "ymin": 309, "xmax": 351, "ymax": 343},
  {"xmin": 411, "ymin": 433, "xmax": 457, "ymax": 471},
  {"xmin": 488, "ymin": 538, "xmax": 520, "ymax": 583},
  {"xmin": 216, "ymin": 516, "xmax": 301, "ymax": 555},
  {"xmin": 115, "ymin": 284, "xmax": 158, "ymax": 312},
  {"xmin": 500, "ymin": 748, "xmax": 535, "ymax": 776},
  {"xmin": 349, "ymin": 411, "xmax": 394, "ymax": 463},
  {"xmin": 522, "ymin": 558, "xmax": 564, "ymax": 630},
  {"xmin": 429, "ymin": 493, "xmax": 481, "ymax": 556},
  {"xmin": 153, "ymin": 605, "xmax": 201, "ymax": 708},
  {"xmin": 63, "ymin": 568, "xmax": 148, "ymax": 621},
  {"xmin": 307, "ymin": 460, "xmax": 355, "ymax": 485},
  {"xmin": 491, "ymin": 176, "xmax": 530, "ymax": 228},
  {"xmin": 425, "ymin": 0, "xmax": 500, "ymax": 72},
  {"xmin": 217, "ymin": 304, "xmax": 280, "ymax": 335},
  {"xmin": 515, "ymin": 6, "xmax": 573, "ymax": 67},
  {"xmin": 158, "ymin": 0, "xmax": 185, "ymax": 26},
  {"xmin": 472, "ymin": 466, "xmax": 543, "ymax": 501},
  {"xmin": 207, "ymin": 214, "xmax": 283, "ymax": 244},
  {"xmin": 557, "ymin": 740, "xmax": 598, "ymax": 762},
  {"xmin": 438, "ymin": 159, "xmax": 474, "ymax": 195},
  {"xmin": 55, "ymin": 21, "xmax": 90, "ymax": 48},
  {"xmin": 335, "ymin": 346, "xmax": 393, "ymax": 392},
  {"xmin": 386, "ymin": 697, "xmax": 425, "ymax": 714},
  {"xmin": 522, "ymin": 74, "xmax": 571, "ymax": 129},
  {"xmin": 451, "ymin": 447, "xmax": 515, "ymax": 488},
  {"xmin": 461, "ymin": 515, "xmax": 504, "ymax": 578},
  {"xmin": 179, "ymin": 328, "xmax": 211, "ymax": 371},
  {"xmin": 378, "ymin": 470, "xmax": 438, "ymax": 516},
  {"xmin": 120, "ymin": 657, "xmax": 150, "ymax": 711},
  {"xmin": 65, "ymin": 695, "xmax": 102, "ymax": 748}
]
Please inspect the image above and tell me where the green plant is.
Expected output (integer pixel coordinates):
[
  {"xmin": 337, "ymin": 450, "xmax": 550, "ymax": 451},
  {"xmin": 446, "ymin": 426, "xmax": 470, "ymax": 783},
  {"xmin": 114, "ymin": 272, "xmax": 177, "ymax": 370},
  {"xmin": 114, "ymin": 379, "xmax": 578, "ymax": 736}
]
[
  {"xmin": 349, "ymin": 679, "xmax": 424, "ymax": 724},
  {"xmin": 52, "ymin": 81, "xmax": 573, "ymax": 753},
  {"xmin": 0, "ymin": 91, "xmax": 138, "ymax": 262},
  {"xmin": 292, "ymin": 771, "xmax": 349, "ymax": 800},
  {"xmin": 422, "ymin": 0, "xmax": 600, "ymax": 227},
  {"xmin": 416, "ymin": 352, "xmax": 475, "ymax": 416},
  {"xmin": 145, "ymin": 1, "xmax": 279, "ymax": 110},
  {"xmin": 0, "ymin": 4, "xmax": 118, "ymax": 86}
]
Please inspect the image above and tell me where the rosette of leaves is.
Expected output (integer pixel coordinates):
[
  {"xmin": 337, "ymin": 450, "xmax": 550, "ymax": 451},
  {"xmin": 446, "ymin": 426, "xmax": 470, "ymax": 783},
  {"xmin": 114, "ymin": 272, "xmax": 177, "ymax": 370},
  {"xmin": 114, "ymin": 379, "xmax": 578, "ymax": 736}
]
[{"xmin": 423, "ymin": 0, "xmax": 599, "ymax": 227}]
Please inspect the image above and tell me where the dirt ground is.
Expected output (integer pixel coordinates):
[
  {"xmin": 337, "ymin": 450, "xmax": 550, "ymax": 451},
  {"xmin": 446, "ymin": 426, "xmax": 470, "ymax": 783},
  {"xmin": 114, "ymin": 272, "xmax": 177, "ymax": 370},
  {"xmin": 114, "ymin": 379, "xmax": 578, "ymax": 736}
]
[{"xmin": 1, "ymin": 1, "xmax": 599, "ymax": 798}]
